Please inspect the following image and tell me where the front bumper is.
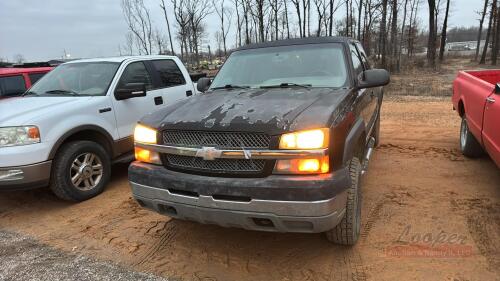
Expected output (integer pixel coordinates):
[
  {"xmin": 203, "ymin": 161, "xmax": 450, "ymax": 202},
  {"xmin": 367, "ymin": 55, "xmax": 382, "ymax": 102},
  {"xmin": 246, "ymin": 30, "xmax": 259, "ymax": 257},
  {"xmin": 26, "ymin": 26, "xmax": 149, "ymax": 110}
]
[
  {"xmin": 0, "ymin": 161, "xmax": 52, "ymax": 190},
  {"xmin": 129, "ymin": 162, "xmax": 350, "ymax": 233}
]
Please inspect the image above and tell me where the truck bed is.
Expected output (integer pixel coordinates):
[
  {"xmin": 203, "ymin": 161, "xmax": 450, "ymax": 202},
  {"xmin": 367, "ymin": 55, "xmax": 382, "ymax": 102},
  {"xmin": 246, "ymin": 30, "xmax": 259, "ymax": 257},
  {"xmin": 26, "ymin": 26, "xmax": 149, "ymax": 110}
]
[{"xmin": 465, "ymin": 70, "xmax": 500, "ymax": 86}]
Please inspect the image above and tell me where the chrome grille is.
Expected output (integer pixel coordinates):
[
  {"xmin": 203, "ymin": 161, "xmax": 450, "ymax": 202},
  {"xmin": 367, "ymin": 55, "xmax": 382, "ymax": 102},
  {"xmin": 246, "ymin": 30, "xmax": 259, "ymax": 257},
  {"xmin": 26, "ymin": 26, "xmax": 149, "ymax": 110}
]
[
  {"xmin": 161, "ymin": 130, "xmax": 271, "ymax": 175},
  {"xmin": 164, "ymin": 154, "xmax": 266, "ymax": 174},
  {"xmin": 162, "ymin": 131, "xmax": 270, "ymax": 149}
]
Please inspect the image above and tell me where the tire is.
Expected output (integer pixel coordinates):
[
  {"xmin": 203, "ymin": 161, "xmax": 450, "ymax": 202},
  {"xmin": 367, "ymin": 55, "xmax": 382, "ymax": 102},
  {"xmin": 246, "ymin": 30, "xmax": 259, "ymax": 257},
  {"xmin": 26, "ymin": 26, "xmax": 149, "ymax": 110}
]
[
  {"xmin": 372, "ymin": 113, "xmax": 381, "ymax": 147},
  {"xmin": 325, "ymin": 157, "xmax": 362, "ymax": 245},
  {"xmin": 460, "ymin": 116, "xmax": 484, "ymax": 158},
  {"xmin": 50, "ymin": 141, "xmax": 111, "ymax": 202}
]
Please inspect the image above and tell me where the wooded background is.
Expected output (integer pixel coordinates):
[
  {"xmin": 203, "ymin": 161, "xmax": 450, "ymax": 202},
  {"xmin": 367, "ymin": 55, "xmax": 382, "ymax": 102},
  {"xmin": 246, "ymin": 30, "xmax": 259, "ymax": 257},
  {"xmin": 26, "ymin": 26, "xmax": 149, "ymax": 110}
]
[{"xmin": 121, "ymin": 0, "xmax": 495, "ymax": 71}]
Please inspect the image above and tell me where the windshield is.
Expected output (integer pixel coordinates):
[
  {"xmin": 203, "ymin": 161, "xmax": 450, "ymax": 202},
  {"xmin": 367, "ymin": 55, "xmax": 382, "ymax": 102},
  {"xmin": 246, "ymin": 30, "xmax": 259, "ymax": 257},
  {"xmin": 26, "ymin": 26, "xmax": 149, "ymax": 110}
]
[
  {"xmin": 28, "ymin": 61, "xmax": 120, "ymax": 96},
  {"xmin": 210, "ymin": 43, "xmax": 348, "ymax": 89}
]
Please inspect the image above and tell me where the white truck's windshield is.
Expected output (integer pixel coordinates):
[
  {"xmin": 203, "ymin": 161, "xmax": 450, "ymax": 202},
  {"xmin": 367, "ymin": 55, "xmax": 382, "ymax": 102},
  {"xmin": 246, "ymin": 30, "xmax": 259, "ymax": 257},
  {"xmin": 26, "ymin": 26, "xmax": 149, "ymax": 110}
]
[
  {"xmin": 210, "ymin": 43, "xmax": 348, "ymax": 89},
  {"xmin": 28, "ymin": 62, "xmax": 120, "ymax": 96}
]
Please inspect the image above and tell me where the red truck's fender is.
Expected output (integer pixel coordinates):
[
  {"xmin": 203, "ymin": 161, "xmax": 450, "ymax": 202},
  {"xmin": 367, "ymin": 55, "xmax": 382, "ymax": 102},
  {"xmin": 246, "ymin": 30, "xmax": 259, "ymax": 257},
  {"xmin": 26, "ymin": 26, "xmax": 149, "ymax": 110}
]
[{"xmin": 453, "ymin": 70, "xmax": 500, "ymax": 167}]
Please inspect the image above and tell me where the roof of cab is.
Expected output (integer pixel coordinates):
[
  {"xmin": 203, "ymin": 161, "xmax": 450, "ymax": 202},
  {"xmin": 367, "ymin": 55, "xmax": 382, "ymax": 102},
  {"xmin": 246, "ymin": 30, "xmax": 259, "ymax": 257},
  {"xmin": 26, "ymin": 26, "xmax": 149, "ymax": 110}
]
[
  {"xmin": 0, "ymin": 67, "xmax": 53, "ymax": 76},
  {"xmin": 236, "ymin": 36, "xmax": 356, "ymax": 51},
  {"xmin": 64, "ymin": 55, "xmax": 178, "ymax": 64}
]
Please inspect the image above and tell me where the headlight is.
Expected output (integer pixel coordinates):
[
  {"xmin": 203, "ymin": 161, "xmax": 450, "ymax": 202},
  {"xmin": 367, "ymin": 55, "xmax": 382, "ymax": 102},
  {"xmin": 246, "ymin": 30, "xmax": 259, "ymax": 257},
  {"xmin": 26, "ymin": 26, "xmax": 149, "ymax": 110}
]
[
  {"xmin": 0, "ymin": 126, "xmax": 40, "ymax": 147},
  {"xmin": 275, "ymin": 128, "xmax": 330, "ymax": 174},
  {"xmin": 134, "ymin": 124, "xmax": 157, "ymax": 144},
  {"xmin": 133, "ymin": 124, "xmax": 160, "ymax": 164},
  {"xmin": 279, "ymin": 128, "xmax": 329, "ymax": 149}
]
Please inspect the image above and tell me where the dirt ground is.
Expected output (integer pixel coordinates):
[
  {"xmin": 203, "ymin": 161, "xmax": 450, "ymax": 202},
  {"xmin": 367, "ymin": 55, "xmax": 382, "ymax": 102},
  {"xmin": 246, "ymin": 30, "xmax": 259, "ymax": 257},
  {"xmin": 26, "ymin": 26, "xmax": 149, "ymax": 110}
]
[{"xmin": 0, "ymin": 61, "xmax": 499, "ymax": 281}]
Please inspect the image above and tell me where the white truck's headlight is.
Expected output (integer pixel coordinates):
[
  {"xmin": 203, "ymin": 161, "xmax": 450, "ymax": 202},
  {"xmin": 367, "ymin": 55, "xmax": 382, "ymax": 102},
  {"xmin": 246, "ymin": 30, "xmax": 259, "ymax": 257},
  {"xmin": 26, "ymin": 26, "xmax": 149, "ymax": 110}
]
[{"xmin": 0, "ymin": 126, "xmax": 41, "ymax": 147}]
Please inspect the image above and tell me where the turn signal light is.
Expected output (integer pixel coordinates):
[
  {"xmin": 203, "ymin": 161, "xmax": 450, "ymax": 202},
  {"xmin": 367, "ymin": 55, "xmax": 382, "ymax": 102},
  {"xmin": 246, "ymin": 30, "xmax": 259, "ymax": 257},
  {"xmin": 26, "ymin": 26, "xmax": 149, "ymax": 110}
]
[
  {"xmin": 274, "ymin": 156, "xmax": 329, "ymax": 174},
  {"xmin": 134, "ymin": 147, "xmax": 161, "ymax": 164}
]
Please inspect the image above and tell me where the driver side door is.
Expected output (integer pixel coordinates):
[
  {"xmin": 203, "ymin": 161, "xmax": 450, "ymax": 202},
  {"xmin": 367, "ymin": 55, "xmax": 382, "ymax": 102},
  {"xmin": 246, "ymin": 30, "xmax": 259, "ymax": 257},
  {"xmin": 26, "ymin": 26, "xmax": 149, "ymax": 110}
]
[{"xmin": 111, "ymin": 61, "xmax": 159, "ymax": 139}]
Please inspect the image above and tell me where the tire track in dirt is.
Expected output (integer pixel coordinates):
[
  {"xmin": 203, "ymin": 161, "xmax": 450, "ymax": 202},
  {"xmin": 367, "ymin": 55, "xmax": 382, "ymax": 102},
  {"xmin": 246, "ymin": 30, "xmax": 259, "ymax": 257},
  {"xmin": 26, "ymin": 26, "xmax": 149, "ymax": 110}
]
[
  {"xmin": 451, "ymin": 198, "xmax": 500, "ymax": 273},
  {"xmin": 330, "ymin": 249, "xmax": 367, "ymax": 281},
  {"xmin": 378, "ymin": 143, "xmax": 464, "ymax": 161},
  {"xmin": 134, "ymin": 220, "xmax": 178, "ymax": 266},
  {"xmin": 360, "ymin": 195, "xmax": 386, "ymax": 244}
]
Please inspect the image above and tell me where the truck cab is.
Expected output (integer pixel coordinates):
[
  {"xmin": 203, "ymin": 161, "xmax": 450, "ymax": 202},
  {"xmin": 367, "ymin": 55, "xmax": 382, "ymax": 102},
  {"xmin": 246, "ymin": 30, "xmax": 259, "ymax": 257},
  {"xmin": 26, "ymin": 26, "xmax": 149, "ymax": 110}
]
[
  {"xmin": 0, "ymin": 67, "xmax": 53, "ymax": 99},
  {"xmin": 0, "ymin": 56, "xmax": 196, "ymax": 201},
  {"xmin": 128, "ymin": 38, "xmax": 390, "ymax": 245}
]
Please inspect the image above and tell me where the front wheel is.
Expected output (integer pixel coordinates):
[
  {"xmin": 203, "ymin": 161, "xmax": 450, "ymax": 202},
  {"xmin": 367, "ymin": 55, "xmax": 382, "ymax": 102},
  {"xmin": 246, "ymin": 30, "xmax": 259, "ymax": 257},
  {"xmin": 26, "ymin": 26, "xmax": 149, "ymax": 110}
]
[
  {"xmin": 325, "ymin": 157, "xmax": 362, "ymax": 245},
  {"xmin": 460, "ymin": 116, "xmax": 484, "ymax": 158},
  {"xmin": 50, "ymin": 141, "xmax": 111, "ymax": 202}
]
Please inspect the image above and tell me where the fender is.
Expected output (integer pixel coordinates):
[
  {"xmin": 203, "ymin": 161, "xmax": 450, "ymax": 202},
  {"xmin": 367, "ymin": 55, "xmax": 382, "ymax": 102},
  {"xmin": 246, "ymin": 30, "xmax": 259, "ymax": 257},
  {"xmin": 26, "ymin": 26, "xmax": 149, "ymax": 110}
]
[
  {"xmin": 48, "ymin": 125, "xmax": 116, "ymax": 159},
  {"xmin": 342, "ymin": 118, "xmax": 366, "ymax": 165}
]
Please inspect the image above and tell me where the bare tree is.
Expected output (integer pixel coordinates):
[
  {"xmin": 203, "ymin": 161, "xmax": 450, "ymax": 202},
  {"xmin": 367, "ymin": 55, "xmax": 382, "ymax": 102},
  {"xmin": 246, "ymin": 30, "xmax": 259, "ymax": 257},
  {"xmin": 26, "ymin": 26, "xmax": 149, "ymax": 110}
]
[
  {"xmin": 121, "ymin": 0, "xmax": 154, "ymax": 55},
  {"xmin": 427, "ymin": 0, "xmax": 437, "ymax": 68},
  {"xmin": 172, "ymin": 0, "xmax": 190, "ymax": 60},
  {"xmin": 214, "ymin": 0, "xmax": 233, "ymax": 56},
  {"xmin": 13, "ymin": 54, "xmax": 25, "ymax": 64},
  {"xmin": 476, "ymin": 0, "xmax": 490, "ymax": 61},
  {"xmin": 389, "ymin": 0, "xmax": 398, "ymax": 70},
  {"xmin": 480, "ymin": 0, "xmax": 496, "ymax": 64},
  {"xmin": 380, "ymin": 0, "xmax": 388, "ymax": 67},
  {"xmin": 438, "ymin": 0, "xmax": 450, "ymax": 62},
  {"xmin": 290, "ymin": 0, "xmax": 303, "ymax": 37},
  {"xmin": 186, "ymin": 0, "xmax": 213, "ymax": 65},
  {"xmin": 159, "ymin": 0, "xmax": 176, "ymax": 55}
]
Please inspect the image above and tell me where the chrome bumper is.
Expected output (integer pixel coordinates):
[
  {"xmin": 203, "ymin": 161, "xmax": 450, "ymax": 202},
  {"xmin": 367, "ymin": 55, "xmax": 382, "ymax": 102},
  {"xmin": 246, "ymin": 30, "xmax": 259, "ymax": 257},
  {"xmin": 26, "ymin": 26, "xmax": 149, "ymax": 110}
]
[{"xmin": 130, "ymin": 181, "xmax": 347, "ymax": 233}]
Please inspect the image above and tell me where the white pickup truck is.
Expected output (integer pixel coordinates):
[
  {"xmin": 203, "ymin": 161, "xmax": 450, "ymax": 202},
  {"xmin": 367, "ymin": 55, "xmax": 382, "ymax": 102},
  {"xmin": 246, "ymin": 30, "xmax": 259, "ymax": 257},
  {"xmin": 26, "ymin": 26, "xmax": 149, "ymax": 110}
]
[{"xmin": 0, "ymin": 55, "xmax": 196, "ymax": 201}]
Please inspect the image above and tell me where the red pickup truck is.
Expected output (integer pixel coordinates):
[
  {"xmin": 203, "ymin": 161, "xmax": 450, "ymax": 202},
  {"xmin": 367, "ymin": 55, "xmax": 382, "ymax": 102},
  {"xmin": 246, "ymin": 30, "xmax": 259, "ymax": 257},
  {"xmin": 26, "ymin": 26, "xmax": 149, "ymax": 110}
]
[
  {"xmin": 0, "ymin": 67, "xmax": 53, "ymax": 98},
  {"xmin": 452, "ymin": 70, "xmax": 500, "ymax": 167}
]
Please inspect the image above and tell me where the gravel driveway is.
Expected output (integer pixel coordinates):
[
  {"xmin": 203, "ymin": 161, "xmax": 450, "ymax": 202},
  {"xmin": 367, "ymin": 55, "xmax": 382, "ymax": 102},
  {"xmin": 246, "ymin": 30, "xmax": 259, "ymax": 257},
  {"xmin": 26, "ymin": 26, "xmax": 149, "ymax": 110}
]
[{"xmin": 0, "ymin": 230, "xmax": 167, "ymax": 281}]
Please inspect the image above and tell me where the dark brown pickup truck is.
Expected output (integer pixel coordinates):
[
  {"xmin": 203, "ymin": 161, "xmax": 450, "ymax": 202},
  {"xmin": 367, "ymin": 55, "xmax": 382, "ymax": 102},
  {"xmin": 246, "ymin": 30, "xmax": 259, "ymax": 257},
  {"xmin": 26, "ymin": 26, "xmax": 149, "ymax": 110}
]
[{"xmin": 129, "ymin": 37, "xmax": 390, "ymax": 245}]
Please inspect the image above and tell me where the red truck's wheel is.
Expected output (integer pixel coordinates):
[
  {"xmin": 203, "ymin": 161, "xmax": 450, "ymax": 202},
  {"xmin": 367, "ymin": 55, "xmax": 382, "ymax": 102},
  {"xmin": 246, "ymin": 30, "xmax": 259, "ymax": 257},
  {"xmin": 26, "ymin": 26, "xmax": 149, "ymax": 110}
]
[
  {"xmin": 325, "ymin": 157, "xmax": 362, "ymax": 245},
  {"xmin": 460, "ymin": 117, "xmax": 484, "ymax": 158}
]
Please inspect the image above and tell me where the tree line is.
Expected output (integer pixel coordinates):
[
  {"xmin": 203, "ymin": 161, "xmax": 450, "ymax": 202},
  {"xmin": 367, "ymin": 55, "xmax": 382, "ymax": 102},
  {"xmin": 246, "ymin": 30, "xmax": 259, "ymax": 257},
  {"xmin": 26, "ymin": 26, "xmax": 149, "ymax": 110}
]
[{"xmin": 121, "ymin": 0, "xmax": 499, "ymax": 71}]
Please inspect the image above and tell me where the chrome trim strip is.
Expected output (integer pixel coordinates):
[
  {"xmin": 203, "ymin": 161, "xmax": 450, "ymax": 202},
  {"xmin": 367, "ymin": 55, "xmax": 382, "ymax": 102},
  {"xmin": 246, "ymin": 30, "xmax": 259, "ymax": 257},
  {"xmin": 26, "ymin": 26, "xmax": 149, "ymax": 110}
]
[{"xmin": 135, "ymin": 142, "xmax": 328, "ymax": 160}]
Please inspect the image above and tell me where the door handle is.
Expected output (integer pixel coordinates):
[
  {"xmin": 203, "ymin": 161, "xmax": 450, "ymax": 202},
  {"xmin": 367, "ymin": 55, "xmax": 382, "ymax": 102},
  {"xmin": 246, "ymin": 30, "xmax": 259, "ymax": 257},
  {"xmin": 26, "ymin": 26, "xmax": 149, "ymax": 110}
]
[
  {"xmin": 154, "ymin": 96, "xmax": 163, "ymax": 105},
  {"xmin": 186, "ymin": 90, "xmax": 193, "ymax": 97},
  {"xmin": 486, "ymin": 97, "xmax": 496, "ymax": 103},
  {"xmin": 99, "ymin": 107, "xmax": 112, "ymax": 113}
]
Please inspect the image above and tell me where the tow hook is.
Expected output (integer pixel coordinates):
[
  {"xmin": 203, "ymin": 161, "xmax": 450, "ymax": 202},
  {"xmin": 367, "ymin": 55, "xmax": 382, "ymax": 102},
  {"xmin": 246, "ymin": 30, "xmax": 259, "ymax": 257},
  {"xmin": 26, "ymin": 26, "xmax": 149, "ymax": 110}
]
[{"xmin": 361, "ymin": 137, "xmax": 376, "ymax": 175}]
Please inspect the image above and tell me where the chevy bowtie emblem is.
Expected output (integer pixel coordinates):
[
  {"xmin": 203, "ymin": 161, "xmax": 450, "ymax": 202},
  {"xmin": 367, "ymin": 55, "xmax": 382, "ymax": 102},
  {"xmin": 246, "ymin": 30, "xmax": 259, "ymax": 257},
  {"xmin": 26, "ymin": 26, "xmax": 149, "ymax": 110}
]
[{"xmin": 196, "ymin": 146, "xmax": 221, "ymax": 161}]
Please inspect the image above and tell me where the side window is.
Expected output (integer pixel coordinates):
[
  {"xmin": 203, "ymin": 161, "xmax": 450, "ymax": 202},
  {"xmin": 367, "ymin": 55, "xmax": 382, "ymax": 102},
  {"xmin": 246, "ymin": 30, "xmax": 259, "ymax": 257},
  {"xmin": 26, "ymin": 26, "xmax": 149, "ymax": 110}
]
[
  {"xmin": 117, "ymin": 62, "xmax": 153, "ymax": 91},
  {"xmin": 151, "ymin": 59, "xmax": 186, "ymax": 88},
  {"xmin": 355, "ymin": 43, "xmax": 371, "ymax": 69},
  {"xmin": 28, "ymin": 73, "xmax": 46, "ymax": 85},
  {"xmin": 349, "ymin": 44, "xmax": 364, "ymax": 78},
  {"xmin": 0, "ymin": 75, "xmax": 26, "ymax": 97}
]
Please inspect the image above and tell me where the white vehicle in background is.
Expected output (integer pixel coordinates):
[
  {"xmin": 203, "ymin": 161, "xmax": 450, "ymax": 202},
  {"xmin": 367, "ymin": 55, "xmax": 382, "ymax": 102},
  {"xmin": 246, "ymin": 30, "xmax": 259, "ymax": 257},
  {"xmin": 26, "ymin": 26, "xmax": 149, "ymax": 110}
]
[{"xmin": 0, "ymin": 55, "xmax": 196, "ymax": 201}]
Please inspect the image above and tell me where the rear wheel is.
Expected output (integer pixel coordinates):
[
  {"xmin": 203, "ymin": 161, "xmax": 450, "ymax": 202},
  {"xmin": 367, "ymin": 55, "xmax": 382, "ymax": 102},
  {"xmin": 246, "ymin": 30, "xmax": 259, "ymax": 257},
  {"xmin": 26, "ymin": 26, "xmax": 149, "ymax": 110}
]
[
  {"xmin": 460, "ymin": 116, "xmax": 484, "ymax": 157},
  {"xmin": 50, "ymin": 141, "xmax": 111, "ymax": 202},
  {"xmin": 325, "ymin": 157, "xmax": 362, "ymax": 245}
]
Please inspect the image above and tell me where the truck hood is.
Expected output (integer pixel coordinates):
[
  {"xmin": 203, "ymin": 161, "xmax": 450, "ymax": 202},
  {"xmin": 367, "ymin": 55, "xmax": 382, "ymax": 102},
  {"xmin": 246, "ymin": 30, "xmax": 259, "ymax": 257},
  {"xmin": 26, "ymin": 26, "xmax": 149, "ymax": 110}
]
[
  {"xmin": 141, "ymin": 87, "xmax": 350, "ymax": 134},
  {"xmin": 0, "ymin": 96, "xmax": 91, "ymax": 126}
]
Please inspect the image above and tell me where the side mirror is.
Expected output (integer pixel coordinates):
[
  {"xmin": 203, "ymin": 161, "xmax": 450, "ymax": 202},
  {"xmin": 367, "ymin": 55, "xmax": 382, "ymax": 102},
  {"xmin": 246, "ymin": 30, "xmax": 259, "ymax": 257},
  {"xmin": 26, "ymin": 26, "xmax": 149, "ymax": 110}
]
[
  {"xmin": 495, "ymin": 83, "xmax": 500, "ymax": 94},
  {"xmin": 358, "ymin": 69, "xmax": 390, "ymax": 89},
  {"xmin": 196, "ymin": 77, "xmax": 212, "ymax": 92},
  {"xmin": 115, "ymin": 82, "xmax": 147, "ymax": 100}
]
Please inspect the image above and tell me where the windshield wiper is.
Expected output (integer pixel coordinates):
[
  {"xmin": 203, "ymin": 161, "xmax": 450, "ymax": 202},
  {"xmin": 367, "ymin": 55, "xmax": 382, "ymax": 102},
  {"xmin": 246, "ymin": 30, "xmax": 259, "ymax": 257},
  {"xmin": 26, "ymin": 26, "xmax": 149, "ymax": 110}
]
[
  {"xmin": 23, "ymin": 91, "xmax": 39, "ymax": 96},
  {"xmin": 211, "ymin": 84, "xmax": 250, "ymax": 90},
  {"xmin": 45, "ymin": 89, "xmax": 80, "ymax": 96},
  {"xmin": 260, "ymin": 83, "xmax": 311, "ymax": 90}
]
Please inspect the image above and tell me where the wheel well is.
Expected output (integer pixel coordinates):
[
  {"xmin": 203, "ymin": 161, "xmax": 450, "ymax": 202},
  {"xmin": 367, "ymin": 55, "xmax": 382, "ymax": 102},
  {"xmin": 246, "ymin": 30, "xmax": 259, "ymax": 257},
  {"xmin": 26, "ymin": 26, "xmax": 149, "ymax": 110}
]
[
  {"xmin": 51, "ymin": 129, "xmax": 113, "ymax": 159},
  {"xmin": 458, "ymin": 100, "xmax": 465, "ymax": 117},
  {"xmin": 354, "ymin": 133, "xmax": 366, "ymax": 160}
]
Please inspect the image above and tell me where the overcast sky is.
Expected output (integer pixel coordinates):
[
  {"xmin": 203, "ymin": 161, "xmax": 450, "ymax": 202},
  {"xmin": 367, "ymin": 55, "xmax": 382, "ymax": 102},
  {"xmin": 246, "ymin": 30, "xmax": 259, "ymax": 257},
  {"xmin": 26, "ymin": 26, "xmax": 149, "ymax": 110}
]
[{"xmin": 0, "ymin": 0, "xmax": 480, "ymax": 62}]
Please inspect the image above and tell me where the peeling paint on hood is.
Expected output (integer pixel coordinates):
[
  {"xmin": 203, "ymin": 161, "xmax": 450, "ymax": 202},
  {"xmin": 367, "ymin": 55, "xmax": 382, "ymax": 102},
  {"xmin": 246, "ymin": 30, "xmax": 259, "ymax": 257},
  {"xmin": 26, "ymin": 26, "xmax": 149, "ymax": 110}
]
[{"xmin": 141, "ymin": 87, "xmax": 350, "ymax": 135}]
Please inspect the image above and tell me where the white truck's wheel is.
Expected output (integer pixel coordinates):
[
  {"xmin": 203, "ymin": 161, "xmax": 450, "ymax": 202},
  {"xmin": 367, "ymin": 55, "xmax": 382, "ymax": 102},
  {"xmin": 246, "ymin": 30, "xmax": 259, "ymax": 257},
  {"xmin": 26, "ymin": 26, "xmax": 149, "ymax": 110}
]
[{"xmin": 50, "ymin": 141, "xmax": 111, "ymax": 201}]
